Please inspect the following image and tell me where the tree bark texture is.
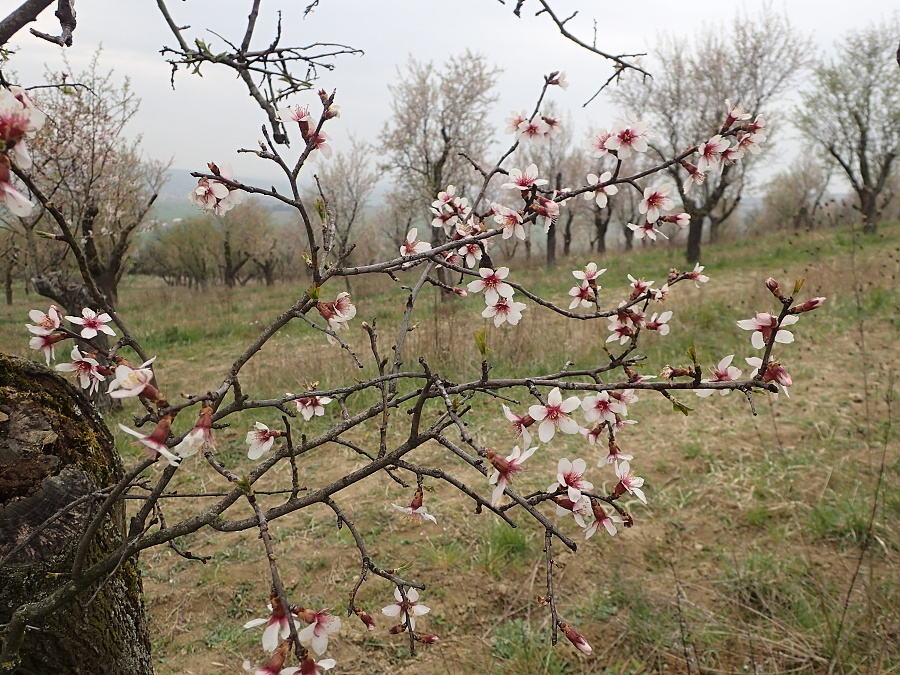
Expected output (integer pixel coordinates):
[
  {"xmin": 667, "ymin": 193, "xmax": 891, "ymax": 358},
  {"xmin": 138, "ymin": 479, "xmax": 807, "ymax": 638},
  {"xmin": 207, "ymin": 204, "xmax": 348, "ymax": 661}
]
[{"xmin": 0, "ymin": 354, "xmax": 153, "ymax": 674}]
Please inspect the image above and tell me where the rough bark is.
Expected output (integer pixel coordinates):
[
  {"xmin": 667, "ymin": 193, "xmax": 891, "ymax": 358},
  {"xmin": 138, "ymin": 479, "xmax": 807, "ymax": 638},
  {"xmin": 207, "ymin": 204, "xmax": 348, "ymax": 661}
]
[{"xmin": 0, "ymin": 354, "xmax": 153, "ymax": 675}]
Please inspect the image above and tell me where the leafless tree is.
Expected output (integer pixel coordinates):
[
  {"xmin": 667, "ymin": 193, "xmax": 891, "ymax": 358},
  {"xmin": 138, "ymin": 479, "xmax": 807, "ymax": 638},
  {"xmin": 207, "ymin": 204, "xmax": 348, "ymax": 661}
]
[
  {"xmin": 611, "ymin": 6, "xmax": 811, "ymax": 262},
  {"xmin": 797, "ymin": 19, "xmax": 900, "ymax": 235}
]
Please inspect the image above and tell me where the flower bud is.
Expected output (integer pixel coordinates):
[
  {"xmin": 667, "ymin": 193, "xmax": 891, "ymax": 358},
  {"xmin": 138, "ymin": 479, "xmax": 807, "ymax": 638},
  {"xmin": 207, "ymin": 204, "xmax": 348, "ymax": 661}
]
[
  {"xmin": 416, "ymin": 634, "xmax": 440, "ymax": 644},
  {"xmin": 355, "ymin": 609, "xmax": 376, "ymax": 631},
  {"xmin": 765, "ymin": 277, "xmax": 784, "ymax": 300},
  {"xmin": 559, "ymin": 621, "xmax": 592, "ymax": 655},
  {"xmin": 388, "ymin": 624, "xmax": 406, "ymax": 634},
  {"xmin": 790, "ymin": 297, "xmax": 826, "ymax": 314}
]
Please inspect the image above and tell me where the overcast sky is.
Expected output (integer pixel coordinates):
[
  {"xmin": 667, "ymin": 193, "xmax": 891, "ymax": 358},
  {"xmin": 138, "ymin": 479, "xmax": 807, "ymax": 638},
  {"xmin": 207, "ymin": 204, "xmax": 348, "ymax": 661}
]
[{"xmin": 5, "ymin": 0, "xmax": 899, "ymax": 192}]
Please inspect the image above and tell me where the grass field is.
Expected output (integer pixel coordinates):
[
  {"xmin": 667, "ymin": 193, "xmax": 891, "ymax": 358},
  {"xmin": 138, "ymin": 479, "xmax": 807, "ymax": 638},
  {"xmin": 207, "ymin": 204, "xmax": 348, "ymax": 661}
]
[{"xmin": 1, "ymin": 223, "xmax": 898, "ymax": 674}]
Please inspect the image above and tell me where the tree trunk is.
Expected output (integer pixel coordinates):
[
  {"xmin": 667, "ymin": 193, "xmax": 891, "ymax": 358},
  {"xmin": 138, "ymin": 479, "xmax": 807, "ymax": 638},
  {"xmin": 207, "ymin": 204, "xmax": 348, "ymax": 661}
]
[
  {"xmin": 4, "ymin": 264, "xmax": 12, "ymax": 305},
  {"xmin": 594, "ymin": 207, "xmax": 610, "ymax": 254},
  {"xmin": 546, "ymin": 221, "xmax": 556, "ymax": 268},
  {"xmin": 0, "ymin": 354, "xmax": 153, "ymax": 674},
  {"xmin": 622, "ymin": 222, "xmax": 634, "ymax": 252},
  {"xmin": 858, "ymin": 187, "xmax": 878, "ymax": 234},
  {"xmin": 686, "ymin": 214, "xmax": 704, "ymax": 263},
  {"xmin": 563, "ymin": 212, "xmax": 574, "ymax": 257},
  {"xmin": 709, "ymin": 216, "xmax": 723, "ymax": 244}
]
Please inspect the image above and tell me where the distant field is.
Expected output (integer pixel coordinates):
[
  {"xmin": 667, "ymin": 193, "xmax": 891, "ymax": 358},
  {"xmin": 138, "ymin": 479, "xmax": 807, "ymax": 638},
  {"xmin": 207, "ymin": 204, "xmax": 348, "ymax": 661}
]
[{"xmin": 1, "ymin": 224, "xmax": 898, "ymax": 674}]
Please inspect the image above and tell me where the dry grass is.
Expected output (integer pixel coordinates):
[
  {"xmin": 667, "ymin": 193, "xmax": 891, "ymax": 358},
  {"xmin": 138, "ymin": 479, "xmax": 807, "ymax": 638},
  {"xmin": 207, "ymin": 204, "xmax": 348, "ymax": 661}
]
[{"xmin": 1, "ymin": 223, "xmax": 899, "ymax": 674}]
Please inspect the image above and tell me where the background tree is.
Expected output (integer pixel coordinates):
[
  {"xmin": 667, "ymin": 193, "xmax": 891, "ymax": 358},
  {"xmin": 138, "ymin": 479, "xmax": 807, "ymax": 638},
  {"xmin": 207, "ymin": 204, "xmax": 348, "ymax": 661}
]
[
  {"xmin": 6, "ymin": 53, "xmax": 169, "ymax": 313},
  {"xmin": 752, "ymin": 156, "xmax": 832, "ymax": 232},
  {"xmin": 307, "ymin": 137, "xmax": 378, "ymax": 289},
  {"xmin": 611, "ymin": 6, "xmax": 810, "ymax": 262},
  {"xmin": 797, "ymin": 20, "xmax": 900, "ymax": 235},
  {"xmin": 379, "ymin": 51, "xmax": 499, "ymax": 235}
]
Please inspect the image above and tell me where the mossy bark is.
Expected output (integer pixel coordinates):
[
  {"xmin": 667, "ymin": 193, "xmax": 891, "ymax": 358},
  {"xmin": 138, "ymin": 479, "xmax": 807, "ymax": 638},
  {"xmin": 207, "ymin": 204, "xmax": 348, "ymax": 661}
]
[{"xmin": 0, "ymin": 353, "xmax": 153, "ymax": 674}]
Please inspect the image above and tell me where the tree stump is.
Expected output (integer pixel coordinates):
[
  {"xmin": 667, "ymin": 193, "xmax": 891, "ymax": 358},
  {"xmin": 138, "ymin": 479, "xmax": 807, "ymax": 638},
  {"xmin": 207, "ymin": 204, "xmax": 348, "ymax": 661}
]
[{"xmin": 0, "ymin": 354, "xmax": 153, "ymax": 674}]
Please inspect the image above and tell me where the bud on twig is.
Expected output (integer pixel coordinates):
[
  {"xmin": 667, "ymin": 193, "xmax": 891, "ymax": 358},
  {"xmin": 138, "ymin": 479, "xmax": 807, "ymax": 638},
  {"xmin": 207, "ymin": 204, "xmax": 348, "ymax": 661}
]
[
  {"xmin": 559, "ymin": 621, "xmax": 592, "ymax": 655},
  {"xmin": 790, "ymin": 297, "xmax": 826, "ymax": 314},
  {"xmin": 765, "ymin": 277, "xmax": 784, "ymax": 300}
]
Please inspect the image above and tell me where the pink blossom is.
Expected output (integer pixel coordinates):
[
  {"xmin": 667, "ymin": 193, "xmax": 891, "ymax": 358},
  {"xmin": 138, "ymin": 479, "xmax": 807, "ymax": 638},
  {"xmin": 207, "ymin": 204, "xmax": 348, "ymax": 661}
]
[
  {"xmin": 661, "ymin": 213, "xmax": 691, "ymax": 228},
  {"xmin": 517, "ymin": 117, "xmax": 550, "ymax": 144},
  {"xmin": 66, "ymin": 308, "xmax": 116, "ymax": 339},
  {"xmin": 628, "ymin": 274, "xmax": 654, "ymax": 299},
  {"xmin": 297, "ymin": 657, "xmax": 336, "ymax": 675},
  {"xmin": 189, "ymin": 163, "xmax": 243, "ymax": 215},
  {"xmin": 27, "ymin": 305, "xmax": 62, "ymax": 335},
  {"xmin": 308, "ymin": 132, "xmax": 332, "ymax": 160},
  {"xmin": 296, "ymin": 607, "xmax": 342, "ymax": 655},
  {"xmin": 55, "ymin": 346, "xmax": 104, "ymax": 394},
  {"xmin": 581, "ymin": 392, "xmax": 625, "ymax": 426},
  {"xmin": 432, "ymin": 185, "xmax": 456, "ymax": 210},
  {"xmin": 0, "ymin": 87, "xmax": 46, "ymax": 169},
  {"xmin": 723, "ymin": 99, "xmax": 751, "ymax": 129},
  {"xmin": 458, "ymin": 240, "xmax": 483, "ymax": 268},
  {"xmin": 584, "ymin": 501, "xmax": 624, "ymax": 539},
  {"xmin": 583, "ymin": 171, "xmax": 618, "ymax": 208},
  {"xmin": 606, "ymin": 317, "xmax": 635, "ymax": 345},
  {"xmin": 745, "ymin": 114, "xmax": 767, "ymax": 139},
  {"xmin": 695, "ymin": 355, "xmax": 742, "ymax": 397},
  {"xmin": 276, "ymin": 104, "xmax": 311, "ymax": 125},
  {"xmin": 547, "ymin": 71, "xmax": 569, "ymax": 89},
  {"xmin": 604, "ymin": 440, "xmax": 634, "ymax": 465},
  {"xmin": 492, "ymin": 204, "xmax": 526, "ymax": 240},
  {"xmin": 107, "ymin": 359, "xmax": 159, "ymax": 400},
  {"xmin": 391, "ymin": 488, "xmax": 437, "ymax": 524},
  {"xmin": 639, "ymin": 184, "xmax": 674, "ymax": 223},
  {"xmin": 482, "ymin": 297, "xmax": 527, "ymax": 327},
  {"xmin": 645, "ymin": 311, "xmax": 673, "ymax": 335},
  {"xmin": 555, "ymin": 495, "xmax": 591, "ymax": 528},
  {"xmin": 381, "ymin": 587, "xmax": 430, "ymax": 630},
  {"xmin": 681, "ymin": 161, "xmax": 706, "ymax": 193},
  {"xmin": 501, "ymin": 164, "xmax": 547, "ymax": 191},
  {"xmin": 28, "ymin": 332, "xmax": 65, "ymax": 365},
  {"xmin": 467, "ymin": 267, "xmax": 513, "ymax": 305},
  {"xmin": 586, "ymin": 128, "xmax": 611, "ymax": 158},
  {"xmin": 573, "ymin": 262, "xmax": 605, "ymax": 284},
  {"xmin": 528, "ymin": 387, "xmax": 581, "ymax": 443},
  {"xmin": 317, "ymin": 292, "xmax": 356, "ymax": 343},
  {"xmin": 0, "ymin": 168, "xmax": 36, "ymax": 216},
  {"xmin": 505, "ymin": 111, "xmax": 528, "ymax": 134},
  {"xmin": 488, "ymin": 445, "xmax": 536, "ymax": 505},
  {"xmin": 696, "ymin": 135, "xmax": 731, "ymax": 174},
  {"xmin": 581, "ymin": 425, "xmax": 604, "ymax": 447},
  {"xmin": 746, "ymin": 357, "xmax": 792, "ymax": 397},
  {"xmin": 244, "ymin": 597, "xmax": 296, "ymax": 653},
  {"xmin": 568, "ymin": 281, "xmax": 595, "ymax": 309},
  {"xmin": 541, "ymin": 115, "xmax": 563, "ymax": 138},
  {"xmin": 548, "ymin": 457, "xmax": 594, "ymax": 502},
  {"xmin": 613, "ymin": 461, "xmax": 647, "ymax": 504},
  {"xmin": 650, "ymin": 283, "xmax": 669, "ymax": 302},
  {"xmin": 400, "ymin": 228, "xmax": 431, "ymax": 256},
  {"xmin": 533, "ymin": 195, "xmax": 559, "ymax": 232},
  {"xmin": 604, "ymin": 114, "xmax": 651, "ymax": 159},
  {"xmin": 293, "ymin": 395, "xmax": 333, "ymax": 421},
  {"xmin": 737, "ymin": 132, "xmax": 763, "ymax": 156},
  {"xmin": 502, "ymin": 405, "xmax": 534, "ymax": 447},
  {"xmin": 737, "ymin": 312, "xmax": 799, "ymax": 350},
  {"xmin": 628, "ymin": 221, "xmax": 667, "ymax": 241},
  {"xmin": 246, "ymin": 422, "xmax": 281, "ymax": 460},
  {"xmin": 119, "ymin": 416, "xmax": 181, "ymax": 467},
  {"xmin": 173, "ymin": 403, "xmax": 216, "ymax": 457}
]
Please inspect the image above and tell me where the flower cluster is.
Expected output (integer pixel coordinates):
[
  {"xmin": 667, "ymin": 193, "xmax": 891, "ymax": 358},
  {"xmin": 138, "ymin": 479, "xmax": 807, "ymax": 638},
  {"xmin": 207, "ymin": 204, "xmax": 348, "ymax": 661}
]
[
  {"xmin": 0, "ymin": 86, "xmax": 46, "ymax": 216},
  {"xmin": 506, "ymin": 111, "xmax": 564, "ymax": 145},
  {"xmin": 188, "ymin": 162, "xmax": 244, "ymax": 215},
  {"xmin": 467, "ymin": 266, "xmax": 527, "ymax": 327}
]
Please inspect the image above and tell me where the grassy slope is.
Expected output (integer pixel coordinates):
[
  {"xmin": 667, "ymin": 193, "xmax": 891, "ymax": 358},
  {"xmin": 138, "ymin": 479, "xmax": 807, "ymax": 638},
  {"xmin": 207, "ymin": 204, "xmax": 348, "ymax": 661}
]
[{"xmin": 1, "ymin": 224, "xmax": 898, "ymax": 674}]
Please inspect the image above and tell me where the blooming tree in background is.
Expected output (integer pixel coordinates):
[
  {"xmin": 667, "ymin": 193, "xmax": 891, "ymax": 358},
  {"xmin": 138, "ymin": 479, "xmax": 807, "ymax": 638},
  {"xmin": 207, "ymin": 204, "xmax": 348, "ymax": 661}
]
[{"xmin": 0, "ymin": 1, "xmax": 828, "ymax": 673}]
